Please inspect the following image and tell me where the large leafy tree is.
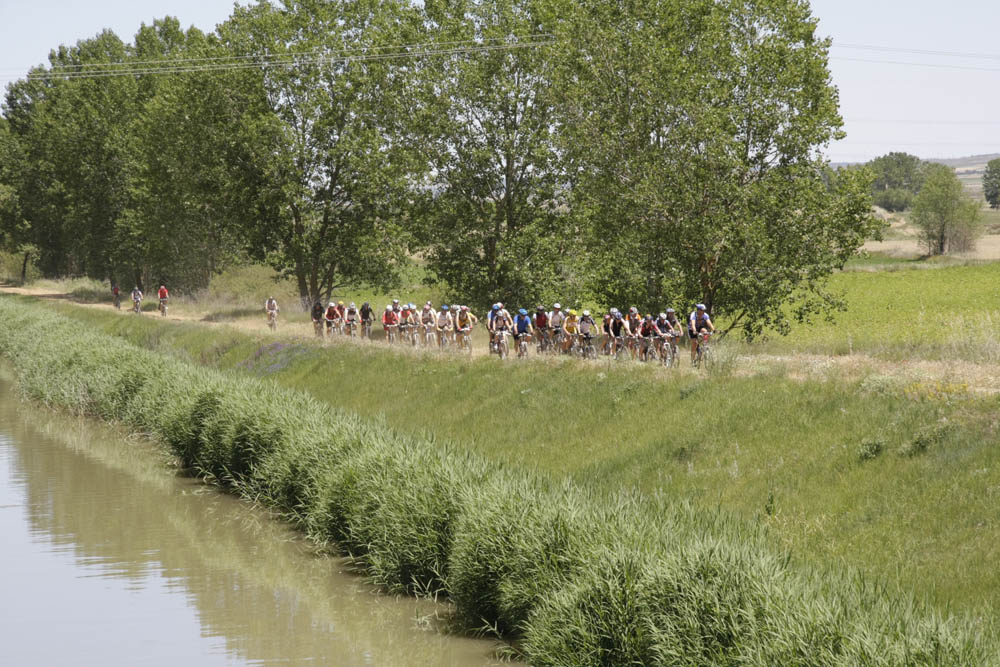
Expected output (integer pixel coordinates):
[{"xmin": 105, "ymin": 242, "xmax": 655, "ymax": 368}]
[
  {"xmin": 913, "ymin": 163, "xmax": 982, "ymax": 255},
  {"xmin": 866, "ymin": 152, "xmax": 927, "ymax": 212},
  {"xmin": 555, "ymin": 0, "xmax": 880, "ymax": 338},
  {"xmin": 413, "ymin": 0, "xmax": 581, "ymax": 309},
  {"xmin": 218, "ymin": 0, "xmax": 419, "ymax": 307},
  {"xmin": 983, "ymin": 158, "xmax": 1000, "ymax": 210}
]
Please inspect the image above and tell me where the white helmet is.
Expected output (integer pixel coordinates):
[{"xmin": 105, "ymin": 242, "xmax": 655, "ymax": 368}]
[
  {"xmin": 582, "ymin": 310, "xmax": 590, "ymax": 317},
  {"xmin": 329, "ymin": 302, "xmax": 335, "ymax": 308},
  {"xmin": 385, "ymin": 305, "xmax": 392, "ymax": 311},
  {"xmin": 553, "ymin": 302, "xmax": 561, "ymax": 309}
]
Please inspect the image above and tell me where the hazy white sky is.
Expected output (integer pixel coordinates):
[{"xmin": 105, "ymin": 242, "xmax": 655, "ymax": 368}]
[{"xmin": 1, "ymin": 0, "xmax": 998, "ymax": 163}]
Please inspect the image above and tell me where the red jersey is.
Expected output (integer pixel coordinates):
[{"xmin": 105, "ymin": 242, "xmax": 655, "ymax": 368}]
[
  {"xmin": 382, "ymin": 310, "xmax": 398, "ymax": 326},
  {"xmin": 157, "ymin": 287, "xmax": 168, "ymax": 299}
]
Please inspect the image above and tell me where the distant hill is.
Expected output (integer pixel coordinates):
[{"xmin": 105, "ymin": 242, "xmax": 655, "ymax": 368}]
[{"xmin": 831, "ymin": 153, "xmax": 1000, "ymax": 171}]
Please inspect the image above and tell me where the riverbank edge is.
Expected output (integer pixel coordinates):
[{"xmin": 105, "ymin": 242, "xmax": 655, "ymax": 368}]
[{"xmin": 0, "ymin": 296, "xmax": 992, "ymax": 665}]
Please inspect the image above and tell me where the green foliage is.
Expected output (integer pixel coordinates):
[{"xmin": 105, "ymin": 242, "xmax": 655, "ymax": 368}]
[
  {"xmin": 983, "ymin": 158, "xmax": 1000, "ymax": 210},
  {"xmin": 413, "ymin": 0, "xmax": 582, "ymax": 309},
  {"xmin": 857, "ymin": 437, "xmax": 885, "ymax": 461},
  {"xmin": 866, "ymin": 152, "xmax": 927, "ymax": 211},
  {"xmin": 553, "ymin": 0, "xmax": 880, "ymax": 338},
  {"xmin": 0, "ymin": 296, "xmax": 994, "ymax": 663},
  {"xmin": 912, "ymin": 164, "xmax": 983, "ymax": 255}
]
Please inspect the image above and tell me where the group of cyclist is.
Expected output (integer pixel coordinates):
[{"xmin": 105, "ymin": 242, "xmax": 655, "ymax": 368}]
[
  {"xmin": 288, "ymin": 296, "xmax": 716, "ymax": 365},
  {"xmin": 484, "ymin": 301, "xmax": 716, "ymax": 364},
  {"xmin": 113, "ymin": 283, "xmax": 170, "ymax": 316}
]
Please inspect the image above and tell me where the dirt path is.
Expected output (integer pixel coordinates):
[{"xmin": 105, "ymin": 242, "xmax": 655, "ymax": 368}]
[{"xmin": 5, "ymin": 284, "xmax": 999, "ymax": 394}]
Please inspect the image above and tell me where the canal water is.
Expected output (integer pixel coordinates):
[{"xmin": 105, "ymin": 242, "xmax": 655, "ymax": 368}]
[{"xmin": 0, "ymin": 379, "xmax": 502, "ymax": 666}]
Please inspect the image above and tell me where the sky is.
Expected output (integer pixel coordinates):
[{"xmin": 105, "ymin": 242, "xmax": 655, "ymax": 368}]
[{"xmin": 1, "ymin": 0, "xmax": 998, "ymax": 164}]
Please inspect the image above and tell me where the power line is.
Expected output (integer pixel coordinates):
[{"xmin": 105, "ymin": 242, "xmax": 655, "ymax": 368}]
[
  {"xmin": 23, "ymin": 36, "xmax": 556, "ymax": 81},
  {"xmin": 832, "ymin": 42, "xmax": 1000, "ymax": 62},
  {"xmin": 845, "ymin": 118, "xmax": 1000, "ymax": 126},
  {"xmin": 830, "ymin": 55, "xmax": 1000, "ymax": 73}
]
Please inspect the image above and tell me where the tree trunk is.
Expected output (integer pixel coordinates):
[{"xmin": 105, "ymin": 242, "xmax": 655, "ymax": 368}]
[{"xmin": 20, "ymin": 251, "xmax": 29, "ymax": 284}]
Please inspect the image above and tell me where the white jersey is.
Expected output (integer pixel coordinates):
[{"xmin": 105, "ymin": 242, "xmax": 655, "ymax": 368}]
[
  {"xmin": 265, "ymin": 299, "xmax": 278, "ymax": 312},
  {"xmin": 437, "ymin": 311, "xmax": 452, "ymax": 328},
  {"xmin": 549, "ymin": 310, "xmax": 566, "ymax": 327},
  {"xmin": 421, "ymin": 308, "xmax": 436, "ymax": 324}
]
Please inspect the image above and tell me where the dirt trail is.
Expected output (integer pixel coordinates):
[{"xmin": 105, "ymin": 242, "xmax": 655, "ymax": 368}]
[{"xmin": 4, "ymin": 284, "xmax": 999, "ymax": 394}]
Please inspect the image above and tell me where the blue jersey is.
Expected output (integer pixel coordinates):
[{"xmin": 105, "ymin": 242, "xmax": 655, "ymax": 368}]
[{"xmin": 514, "ymin": 314, "xmax": 531, "ymax": 333}]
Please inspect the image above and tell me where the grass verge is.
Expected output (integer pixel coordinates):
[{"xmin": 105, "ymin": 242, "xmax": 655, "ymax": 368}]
[{"xmin": 0, "ymin": 296, "xmax": 996, "ymax": 663}]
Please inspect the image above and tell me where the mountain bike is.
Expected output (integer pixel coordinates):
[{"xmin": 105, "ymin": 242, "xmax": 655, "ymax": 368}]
[
  {"xmin": 662, "ymin": 332, "xmax": 680, "ymax": 368},
  {"xmin": 536, "ymin": 328, "xmax": 551, "ymax": 354},
  {"xmin": 458, "ymin": 327, "xmax": 473, "ymax": 353},
  {"xmin": 266, "ymin": 310, "xmax": 278, "ymax": 332},
  {"xmin": 437, "ymin": 327, "xmax": 451, "ymax": 350},
  {"xmin": 112, "ymin": 292, "xmax": 121, "ymax": 310},
  {"xmin": 495, "ymin": 329, "xmax": 510, "ymax": 360},
  {"xmin": 313, "ymin": 318, "xmax": 324, "ymax": 338},
  {"xmin": 423, "ymin": 323, "xmax": 436, "ymax": 347},
  {"xmin": 694, "ymin": 331, "xmax": 713, "ymax": 369},
  {"xmin": 385, "ymin": 324, "xmax": 398, "ymax": 344},
  {"xmin": 515, "ymin": 332, "xmax": 531, "ymax": 358},
  {"xmin": 133, "ymin": 299, "xmax": 143, "ymax": 314},
  {"xmin": 550, "ymin": 327, "xmax": 565, "ymax": 355},
  {"xmin": 641, "ymin": 335, "xmax": 658, "ymax": 362},
  {"xmin": 159, "ymin": 298, "xmax": 168, "ymax": 317},
  {"xmin": 361, "ymin": 319, "xmax": 373, "ymax": 340},
  {"xmin": 346, "ymin": 320, "xmax": 358, "ymax": 338},
  {"xmin": 581, "ymin": 333, "xmax": 597, "ymax": 360}
]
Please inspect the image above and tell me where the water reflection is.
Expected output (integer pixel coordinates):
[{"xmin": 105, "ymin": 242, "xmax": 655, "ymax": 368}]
[{"xmin": 0, "ymin": 380, "xmax": 502, "ymax": 666}]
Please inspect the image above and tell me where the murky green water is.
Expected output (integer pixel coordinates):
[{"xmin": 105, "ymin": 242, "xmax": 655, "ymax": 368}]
[{"xmin": 0, "ymin": 379, "xmax": 502, "ymax": 665}]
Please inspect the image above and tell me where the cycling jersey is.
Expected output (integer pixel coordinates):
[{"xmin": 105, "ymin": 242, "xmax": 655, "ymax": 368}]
[
  {"xmin": 602, "ymin": 315, "xmax": 611, "ymax": 333},
  {"xmin": 112, "ymin": 286, "xmax": 120, "ymax": 295},
  {"xmin": 655, "ymin": 317, "xmax": 671, "ymax": 332},
  {"xmin": 640, "ymin": 321, "xmax": 659, "ymax": 336},
  {"xmin": 325, "ymin": 307, "xmax": 339, "ymax": 320},
  {"xmin": 265, "ymin": 299, "xmax": 278, "ymax": 312},
  {"xmin": 534, "ymin": 312, "xmax": 549, "ymax": 328},
  {"xmin": 131, "ymin": 290, "xmax": 143, "ymax": 301},
  {"xmin": 564, "ymin": 317, "xmax": 579, "ymax": 334},
  {"xmin": 611, "ymin": 318, "xmax": 625, "ymax": 336},
  {"xmin": 382, "ymin": 311, "xmax": 399, "ymax": 326},
  {"xmin": 627, "ymin": 315, "xmax": 641, "ymax": 333},
  {"xmin": 346, "ymin": 310, "xmax": 358, "ymax": 322},
  {"xmin": 689, "ymin": 311, "xmax": 712, "ymax": 331},
  {"xmin": 360, "ymin": 304, "xmax": 373, "ymax": 321},
  {"xmin": 157, "ymin": 288, "xmax": 168, "ymax": 300},
  {"xmin": 580, "ymin": 317, "xmax": 596, "ymax": 336},
  {"xmin": 457, "ymin": 312, "xmax": 472, "ymax": 328},
  {"xmin": 421, "ymin": 309, "xmax": 435, "ymax": 324},
  {"xmin": 550, "ymin": 310, "xmax": 566, "ymax": 327},
  {"xmin": 493, "ymin": 310, "xmax": 511, "ymax": 331},
  {"xmin": 514, "ymin": 314, "xmax": 531, "ymax": 334},
  {"xmin": 437, "ymin": 312, "xmax": 452, "ymax": 328}
]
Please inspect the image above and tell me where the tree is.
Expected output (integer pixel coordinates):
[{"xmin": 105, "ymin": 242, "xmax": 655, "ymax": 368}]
[
  {"xmin": 984, "ymin": 158, "xmax": 1000, "ymax": 210},
  {"xmin": 912, "ymin": 163, "xmax": 982, "ymax": 255},
  {"xmin": 554, "ymin": 0, "xmax": 880, "ymax": 338},
  {"xmin": 412, "ymin": 0, "xmax": 582, "ymax": 309},
  {"xmin": 866, "ymin": 152, "xmax": 926, "ymax": 211},
  {"xmin": 218, "ymin": 0, "xmax": 419, "ymax": 307}
]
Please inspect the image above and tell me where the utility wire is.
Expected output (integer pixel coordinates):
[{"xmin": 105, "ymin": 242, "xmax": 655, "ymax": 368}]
[
  {"xmin": 832, "ymin": 42, "xmax": 1000, "ymax": 62},
  {"xmin": 26, "ymin": 36, "xmax": 556, "ymax": 81}
]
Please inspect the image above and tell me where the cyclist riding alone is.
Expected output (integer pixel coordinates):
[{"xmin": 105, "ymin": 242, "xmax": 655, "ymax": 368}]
[
  {"xmin": 157, "ymin": 284, "xmax": 169, "ymax": 301},
  {"xmin": 436, "ymin": 304, "xmax": 453, "ymax": 346},
  {"xmin": 265, "ymin": 296, "xmax": 279, "ymax": 320},
  {"xmin": 513, "ymin": 308, "xmax": 534, "ymax": 347},
  {"xmin": 111, "ymin": 283, "xmax": 120, "ymax": 307},
  {"xmin": 131, "ymin": 286, "xmax": 143, "ymax": 311},
  {"xmin": 688, "ymin": 303, "xmax": 716, "ymax": 363}
]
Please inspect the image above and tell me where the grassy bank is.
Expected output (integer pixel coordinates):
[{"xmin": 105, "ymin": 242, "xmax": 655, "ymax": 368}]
[
  {"xmin": 0, "ymin": 296, "xmax": 995, "ymax": 663},
  {"xmin": 32, "ymin": 293, "xmax": 1000, "ymax": 615}
]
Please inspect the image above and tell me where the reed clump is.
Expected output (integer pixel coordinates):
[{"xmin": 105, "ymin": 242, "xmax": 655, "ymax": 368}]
[{"xmin": 0, "ymin": 297, "xmax": 992, "ymax": 665}]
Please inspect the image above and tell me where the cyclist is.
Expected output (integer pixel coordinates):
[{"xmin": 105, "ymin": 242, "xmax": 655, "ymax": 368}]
[
  {"xmin": 265, "ymin": 296, "xmax": 279, "ymax": 326},
  {"xmin": 532, "ymin": 306, "xmax": 549, "ymax": 350},
  {"xmin": 658, "ymin": 309, "xmax": 681, "ymax": 359},
  {"xmin": 610, "ymin": 309, "xmax": 630, "ymax": 357},
  {"xmin": 111, "ymin": 283, "xmax": 121, "ymax": 309},
  {"xmin": 436, "ymin": 304, "xmax": 453, "ymax": 347},
  {"xmin": 359, "ymin": 301, "xmax": 374, "ymax": 337},
  {"xmin": 624, "ymin": 307, "xmax": 643, "ymax": 358},
  {"xmin": 130, "ymin": 286, "xmax": 143, "ymax": 313},
  {"xmin": 601, "ymin": 309, "xmax": 615, "ymax": 354},
  {"xmin": 688, "ymin": 303, "xmax": 716, "ymax": 364},
  {"xmin": 639, "ymin": 314, "xmax": 663, "ymax": 360},
  {"xmin": 382, "ymin": 304, "xmax": 399, "ymax": 340},
  {"xmin": 487, "ymin": 304, "xmax": 501, "ymax": 351},
  {"xmin": 157, "ymin": 284, "xmax": 169, "ymax": 315},
  {"xmin": 345, "ymin": 302, "xmax": 360, "ymax": 335},
  {"xmin": 449, "ymin": 304, "xmax": 461, "ymax": 344},
  {"xmin": 391, "ymin": 299, "xmax": 402, "ymax": 319},
  {"xmin": 579, "ymin": 310, "xmax": 597, "ymax": 353},
  {"xmin": 310, "ymin": 301, "xmax": 324, "ymax": 335},
  {"xmin": 490, "ymin": 303, "xmax": 513, "ymax": 355},
  {"xmin": 549, "ymin": 303, "xmax": 566, "ymax": 347},
  {"xmin": 455, "ymin": 305, "xmax": 477, "ymax": 347},
  {"xmin": 399, "ymin": 303, "xmax": 416, "ymax": 341},
  {"xmin": 513, "ymin": 308, "xmax": 534, "ymax": 355},
  {"xmin": 324, "ymin": 302, "xmax": 340, "ymax": 335},
  {"xmin": 562, "ymin": 309, "xmax": 580, "ymax": 353},
  {"xmin": 420, "ymin": 302, "xmax": 437, "ymax": 344}
]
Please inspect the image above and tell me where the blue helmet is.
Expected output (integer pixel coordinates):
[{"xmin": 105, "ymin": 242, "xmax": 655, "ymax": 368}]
[
  {"xmin": 492, "ymin": 304, "xmax": 500, "ymax": 311},
  {"xmin": 441, "ymin": 304, "xmax": 450, "ymax": 311},
  {"xmin": 518, "ymin": 308, "xmax": 527, "ymax": 316},
  {"xmin": 696, "ymin": 303, "xmax": 706, "ymax": 310}
]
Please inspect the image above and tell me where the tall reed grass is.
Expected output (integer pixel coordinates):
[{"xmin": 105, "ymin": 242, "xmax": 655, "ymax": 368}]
[{"xmin": 0, "ymin": 296, "xmax": 992, "ymax": 665}]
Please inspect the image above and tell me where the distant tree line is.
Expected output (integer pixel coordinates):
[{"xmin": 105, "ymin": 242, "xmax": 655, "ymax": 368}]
[{"xmin": 0, "ymin": 0, "xmax": 879, "ymax": 339}]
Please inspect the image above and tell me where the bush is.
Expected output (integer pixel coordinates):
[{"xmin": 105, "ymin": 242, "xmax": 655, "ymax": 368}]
[{"xmin": 857, "ymin": 437, "xmax": 885, "ymax": 462}]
